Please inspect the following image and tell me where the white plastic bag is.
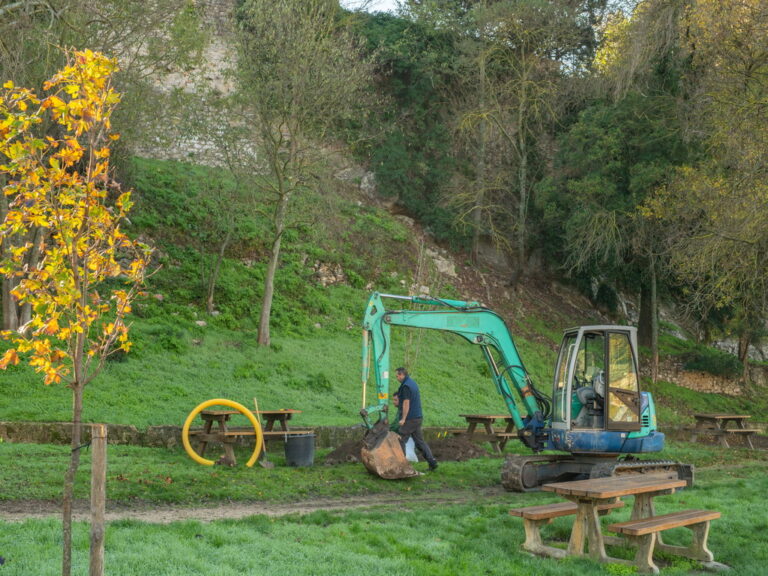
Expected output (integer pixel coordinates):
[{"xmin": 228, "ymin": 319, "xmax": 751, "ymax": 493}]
[{"xmin": 405, "ymin": 437, "xmax": 418, "ymax": 462}]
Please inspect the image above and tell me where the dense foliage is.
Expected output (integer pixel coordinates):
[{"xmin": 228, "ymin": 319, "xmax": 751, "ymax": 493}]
[{"xmin": 2, "ymin": 0, "xmax": 766, "ymax": 360}]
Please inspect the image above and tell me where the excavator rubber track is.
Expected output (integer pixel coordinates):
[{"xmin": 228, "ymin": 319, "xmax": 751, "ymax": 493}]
[
  {"xmin": 589, "ymin": 458, "xmax": 694, "ymax": 487},
  {"xmin": 501, "ymin": 454, "xmax": 575, "ymax": 492},
  {"xmin": 501, "ymin": 454, "xmax": 694, "ymax": 492}
]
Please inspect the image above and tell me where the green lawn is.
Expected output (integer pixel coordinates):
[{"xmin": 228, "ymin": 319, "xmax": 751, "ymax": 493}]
[
  {"xmin": 1, "ymin": 440, "xmax": 767, "ymax": 575},
  {"xmin": 0, "ymin": 465, "xmax": 766, "ymax": 575}
]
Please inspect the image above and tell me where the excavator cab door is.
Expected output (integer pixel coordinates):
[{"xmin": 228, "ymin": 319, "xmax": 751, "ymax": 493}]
[{"xmin": 553, "ymin": 327, "xmax": 641, "ymax": 432}]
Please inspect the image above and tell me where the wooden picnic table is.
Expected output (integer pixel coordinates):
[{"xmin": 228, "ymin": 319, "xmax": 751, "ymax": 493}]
[
  {"xmin": 540, "ymin": 474, "xmax": 687, "ymax": 566},
  {"xmin": 194, "ymin": 408, "xmax": 304, "ymax": 465},
  {"xmin": 689, "ymin": 413, "xmax": 758, "ymax": 449},
  {"xmin": 453, "ymin": 414, "xmax": 517, "ymax": 453}
]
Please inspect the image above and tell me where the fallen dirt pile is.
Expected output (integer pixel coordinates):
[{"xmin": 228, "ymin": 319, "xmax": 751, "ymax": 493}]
[{"xmin": 322, "ymin": 436, "xmax": 488, "ymax": 465}]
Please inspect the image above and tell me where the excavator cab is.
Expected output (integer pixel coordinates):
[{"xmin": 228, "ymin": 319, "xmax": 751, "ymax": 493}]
[{"xmin": 549, "ymin": 326, "xmax": 647, "ymax": 453}]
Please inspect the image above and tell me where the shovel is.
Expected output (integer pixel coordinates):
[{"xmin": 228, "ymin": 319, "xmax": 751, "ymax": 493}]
[{"xmin": 253, "ymin": 397, "xmax": 275, "ymax": 469}]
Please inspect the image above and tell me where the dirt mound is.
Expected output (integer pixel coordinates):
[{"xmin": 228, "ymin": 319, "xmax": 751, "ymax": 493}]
[
  {"xmin": 429, "ymin": 437, "xmax": 488, "ymax": 462},
  {"xmin": 322, "ymin": 436, "xmax": 488, "ymax": 465},
  {"xmin": 323, "ymin": 439, "xmax": 365, "ymax": 464}
]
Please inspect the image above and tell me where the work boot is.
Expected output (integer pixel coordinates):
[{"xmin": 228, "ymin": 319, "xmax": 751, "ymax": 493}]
[{"xmin": 428, "ymin": 461, "xmax": 438, "ymax": 472}]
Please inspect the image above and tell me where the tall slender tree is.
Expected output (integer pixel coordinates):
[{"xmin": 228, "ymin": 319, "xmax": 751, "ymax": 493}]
[{"xmin": 236, "ymin": 0, "xmax": 375, "ymax": 346}]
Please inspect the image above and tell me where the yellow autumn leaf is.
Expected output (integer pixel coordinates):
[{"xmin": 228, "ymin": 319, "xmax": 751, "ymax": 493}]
[
  {"xmin": 0, "ymin": 348, "xmax": 20, "ymax": 369},
  {"xmin": 43, "ymin": 318, "xmax": 59, "ymax": 335}
]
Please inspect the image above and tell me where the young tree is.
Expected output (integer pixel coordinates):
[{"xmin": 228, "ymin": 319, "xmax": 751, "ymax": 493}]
[
  {"xmin": 0, "ymin": 0, "xmax": 203, "ymax": 329},
  {"xmin": 236, "ymin": 0, "xmax": 375, "ymax": 346},
  {"xmin": 0, "ymin": 50, "xmax": 151, "ymax": 576}
]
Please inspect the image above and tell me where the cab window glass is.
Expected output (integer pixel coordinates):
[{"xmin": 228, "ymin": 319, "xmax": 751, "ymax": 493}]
[
  {"xmin": 552, "ymin": 334, "xmax": 576, "ymax": 423},
  {"xmin": 607, "ymin": 333, "xmax": 640, "ymax": 424}
]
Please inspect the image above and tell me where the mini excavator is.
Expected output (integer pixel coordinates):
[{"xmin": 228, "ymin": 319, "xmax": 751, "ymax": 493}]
[{"xmin": 359, "ymin": 292, "xmax": 692, "ymax": 490}]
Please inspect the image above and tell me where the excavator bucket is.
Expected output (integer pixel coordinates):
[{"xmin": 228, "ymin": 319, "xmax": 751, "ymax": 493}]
[{"xmin": 360, "ymin": 420, "xmax": 419, "ymax": 479}]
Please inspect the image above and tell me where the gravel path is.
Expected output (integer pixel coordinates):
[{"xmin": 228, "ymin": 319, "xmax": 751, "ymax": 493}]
[{"xmin": 0, "ymin": 487, "xmax": 508, "ymax": 524}]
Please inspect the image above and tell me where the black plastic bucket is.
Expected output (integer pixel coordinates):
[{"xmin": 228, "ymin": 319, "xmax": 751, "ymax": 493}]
[{"xmin": 284, "ymin": 433, "xmax": 315, "ymax": 467}]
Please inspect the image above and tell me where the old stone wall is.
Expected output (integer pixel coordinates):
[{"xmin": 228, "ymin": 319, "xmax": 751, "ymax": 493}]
[
  {"xmin": 131, "ymin": 0, "xmax": 241, "ymax": 166},
  {"xmin": 0, "ymin": 422, "xmax": 456, "ymax": 449},
  {"xmin": 642, "ymin": 358, "xmax": 768, "ymax": 396}
]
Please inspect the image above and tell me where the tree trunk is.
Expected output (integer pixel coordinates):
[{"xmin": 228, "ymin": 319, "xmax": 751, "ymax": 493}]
[
  {"xmin": 650, "ymin": 259, "xmax": 659, "ymax": 383},
  {"xmin": 738, "ymin": 332, "xmax": 751, "ymax": 381},
  {"xmin": 0, "ymin": 187, "xmax": 19, "ymax": 330},
  {"xmin": 638, "ymin": 283, "xmax": 652, "ymax": 348},
  {"xmin": 514, "ymin": 90, "xmax": 528, "ymax": 285},
  {"xmin": 257, "ymin": 191, "xmax": 290, "ymax": 347},
  {"xmin": 471, "ymin": 49, "xmax": 487, "ymax": 265},
  {"xmin": 2, "ymin": 277, "xmax": 19, "ymax": 331},
  {"xmin": 62, "ymin": 384, "xmax": 84, "ymax": 576},
  {"xmin": 206, "ymin": 228, "xmax": 232, "ymax": 315}
]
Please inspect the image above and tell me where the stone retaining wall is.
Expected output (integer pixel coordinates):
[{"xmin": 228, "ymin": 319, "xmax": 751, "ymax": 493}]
[
  {"xmin": 0, "ymin": 421, "xmax": 371, "ymax": 449},
  {"xmin": 641, "ymin": 359, "xmax": 768, "ymax": 397},
  {"xmin": 0, "ymin": 422, "xmax": 480, "ymax": 449}
]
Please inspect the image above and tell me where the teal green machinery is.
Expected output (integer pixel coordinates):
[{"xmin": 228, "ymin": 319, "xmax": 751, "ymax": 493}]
[{"xmin": 360, "ymin": 292, "xmax": 692, "ymax": 490}]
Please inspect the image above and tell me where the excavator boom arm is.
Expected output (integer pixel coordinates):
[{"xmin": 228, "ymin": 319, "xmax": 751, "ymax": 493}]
[{"xmin": 361, "ymin": 293, "xmax": 547, "ymax": 439}]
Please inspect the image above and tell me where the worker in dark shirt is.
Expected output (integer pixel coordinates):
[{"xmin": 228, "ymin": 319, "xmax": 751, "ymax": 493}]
[{"xmin": 395, "ymin": 367, "xmax": 438, "ymax": 471}]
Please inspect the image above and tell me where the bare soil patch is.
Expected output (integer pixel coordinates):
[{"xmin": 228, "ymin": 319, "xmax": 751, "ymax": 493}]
[{"xmin": 322, "ymin": 436, "xmax": 489, "ymax": 465}]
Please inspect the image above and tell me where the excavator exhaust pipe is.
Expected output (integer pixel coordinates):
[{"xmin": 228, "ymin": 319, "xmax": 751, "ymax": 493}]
[{"xmin": 360, "ymin": 420, "xmax": 419, "ymax": 479}]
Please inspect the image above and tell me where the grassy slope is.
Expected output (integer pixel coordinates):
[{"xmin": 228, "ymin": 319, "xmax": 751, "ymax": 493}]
[
  {"xmin": 1, "ymin": 156, "xmax": 766, "ymax": 430},
  {"xmin": 2, "ymin": 157, "xmax": 768, "ymax": 575},
  {"xmin": 0, "ymin": 157, "xmax": 568, "ymax": 429},
  {"xmin": 0, "ymin": 318, "xmax": 556, "ymax": 428}
]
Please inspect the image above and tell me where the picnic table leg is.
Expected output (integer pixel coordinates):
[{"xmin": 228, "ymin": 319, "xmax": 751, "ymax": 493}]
[
  {"xmin": 584, "ymin": 503, "xmax": 611, "ymax": 562},
  {"xmin": 567, "ymin": 503, "xmax": 588, "ymax": 556},
  {"xmin": 655, "ymin": 521, "xmax": 714, "ymax": 563},
  {"xmin": 628, "ymin": 534, "xmax": 660, "ymax": 574},
  {"xmin": 567, "ymin": 501, "xmax": 611, "ymax": 560},
  {"xmin": 499, "ymin": 422, "xmax": 514, "ymax": 451},
  {"xmin": 717, "ymin": 427, "xmax": 730, "ymax": 448},
  {"xmin": 733, "ymin": 419, "xmax": 755, "ymax": 449},
  {"xmin": 483, "ymin": 422, "xmax": 501, "ymax": 454},
  {"xmin": 630, "ymin": 494, "xmax": 667, "ymax": 547},
  {"xmin": 218, "ymin": 438, "xmax": 237, "ymax": 467},
  {"xmin": 520, "ymin": 518, "xmax": 568, "ymax": 558},
  {"xmin": 197, "ymin": 418, "xmax": 214, "ymax": 457},
  {"xmin": 216, "ymin": 416, "xmax": 236, "ymax": 466}
]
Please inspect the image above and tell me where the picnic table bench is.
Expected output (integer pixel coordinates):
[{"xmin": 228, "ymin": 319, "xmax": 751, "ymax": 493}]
[
  {"xmin": 688, "ymin": 413, "xmax": 758, "ymax": 449},
  {"xmin": 509, "ymin": 473, "xmax": 724, "ymax": 574},
  {"xmin": 190, "ymin": 408, "xmax": 307, "ymax": 465},
  {"xmin": 450, "ymin": 414, "xmax": 518, "ymax": 453}
]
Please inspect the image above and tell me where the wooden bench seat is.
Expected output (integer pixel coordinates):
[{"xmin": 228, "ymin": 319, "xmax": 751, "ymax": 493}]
[
  {"xmin": 608, "ymin": 509, "xmax": 720, "ymax": 574},
  {"xmin": 189, "ymin": 428, "xmax": 314, "ymax": 441},
  {"xmin": 686, "ymin": 427, "xmax": 760, "ymax": 435},
  {"xmin": 687, "ymin": 426, "xmax": 759, "ymax": 448},
  {"xmin": 510, "ymin": 500, "xmax": 624, "ymax": 558}
]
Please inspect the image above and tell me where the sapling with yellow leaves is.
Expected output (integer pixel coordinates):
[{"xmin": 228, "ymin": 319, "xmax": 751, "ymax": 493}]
[{"xmin": 0, "ymin": 49, "xmax": 151, "ymax": 576}]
